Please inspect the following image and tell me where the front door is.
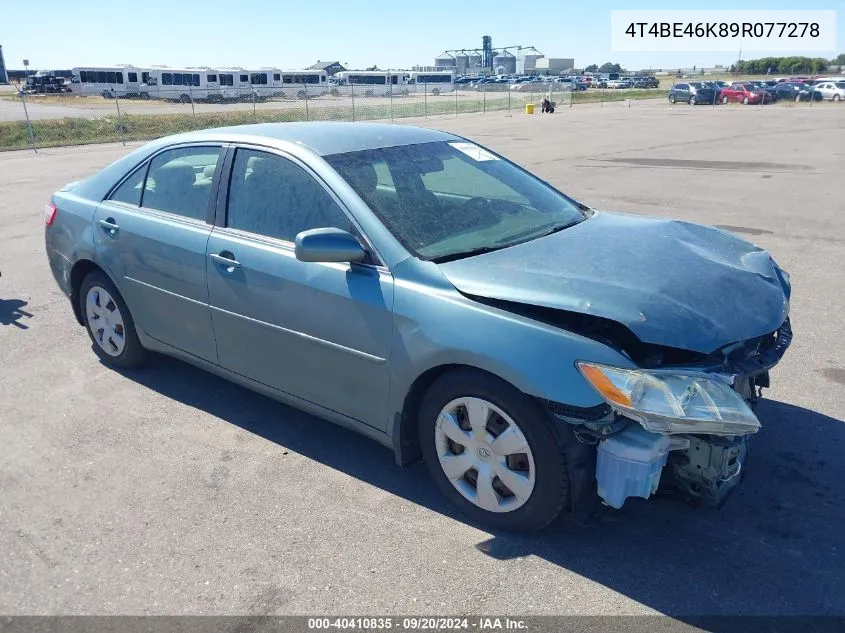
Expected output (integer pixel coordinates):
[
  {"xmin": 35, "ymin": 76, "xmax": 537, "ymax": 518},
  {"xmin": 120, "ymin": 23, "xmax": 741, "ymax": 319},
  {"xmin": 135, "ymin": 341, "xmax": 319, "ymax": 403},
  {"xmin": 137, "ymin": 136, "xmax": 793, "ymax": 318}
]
[
  {"xmin": 206, "ymin": 147, "xmax": 394, "ymax": 429},
  {"xmin": 93, "ymin": 145, "xmax": 223, "ymax": 363}
]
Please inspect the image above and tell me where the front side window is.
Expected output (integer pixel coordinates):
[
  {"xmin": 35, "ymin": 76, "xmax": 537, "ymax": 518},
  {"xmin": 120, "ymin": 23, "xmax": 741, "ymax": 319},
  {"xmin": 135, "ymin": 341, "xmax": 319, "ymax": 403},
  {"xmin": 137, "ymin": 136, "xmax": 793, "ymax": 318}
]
[
  {"xmin": 326, "ymin": 141, "xmax": 585, "ymax": 262},
  {"xmin": 227, "ymin": 149, "xmax": 351, "ymax": 242},
  {"xmin": 142, "ymin": 147, "xmax": 222, "ymax": 220}
]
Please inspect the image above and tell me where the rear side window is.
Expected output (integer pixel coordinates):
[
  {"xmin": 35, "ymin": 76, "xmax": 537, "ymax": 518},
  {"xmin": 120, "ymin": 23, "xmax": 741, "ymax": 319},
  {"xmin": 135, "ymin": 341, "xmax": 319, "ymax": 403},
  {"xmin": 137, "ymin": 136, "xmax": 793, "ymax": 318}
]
[
  {"xmin": 142, "ymin": 147, "xmax": 222, "ymax": 221},
  {"xmin": 109, "ymin": 163, "xmax": 148, "ymax": 207},
  {"xmin": 226, "ymin": 149, "xmax": 352, "ymax": 241}
]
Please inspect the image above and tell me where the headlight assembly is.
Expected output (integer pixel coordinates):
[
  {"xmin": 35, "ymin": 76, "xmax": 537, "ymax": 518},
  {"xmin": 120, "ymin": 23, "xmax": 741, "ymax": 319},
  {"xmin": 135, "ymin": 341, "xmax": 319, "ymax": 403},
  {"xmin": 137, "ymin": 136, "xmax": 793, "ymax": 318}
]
[{"xmin": 576, "ymin": 362, "xmax": 761, "ymax": 436}]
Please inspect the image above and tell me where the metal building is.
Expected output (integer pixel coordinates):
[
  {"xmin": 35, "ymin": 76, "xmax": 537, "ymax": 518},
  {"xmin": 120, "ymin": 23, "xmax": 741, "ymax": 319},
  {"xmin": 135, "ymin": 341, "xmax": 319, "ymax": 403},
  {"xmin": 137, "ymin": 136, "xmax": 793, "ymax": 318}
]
[{"xmin": 534, "ymin": 57, "xmax": 576, "ymax": 75}]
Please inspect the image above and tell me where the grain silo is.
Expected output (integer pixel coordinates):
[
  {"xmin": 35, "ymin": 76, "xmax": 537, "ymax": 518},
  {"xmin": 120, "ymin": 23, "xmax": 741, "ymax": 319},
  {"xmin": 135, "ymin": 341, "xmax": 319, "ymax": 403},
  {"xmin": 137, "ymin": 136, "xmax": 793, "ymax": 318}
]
[
  {"xmin": 517, "ymin": 48, "xmax": 544, "ymax": 74},
  {"xmin": 434, "ymin": 52, "xmax": 456, "ymax": 71},
  {"xmin": 454, "ymin": 52, "xmax": 469, "ymax": 75},
  {"xmin": 493, "ymin": 51, "xmax": 516, "ymax": 75}
]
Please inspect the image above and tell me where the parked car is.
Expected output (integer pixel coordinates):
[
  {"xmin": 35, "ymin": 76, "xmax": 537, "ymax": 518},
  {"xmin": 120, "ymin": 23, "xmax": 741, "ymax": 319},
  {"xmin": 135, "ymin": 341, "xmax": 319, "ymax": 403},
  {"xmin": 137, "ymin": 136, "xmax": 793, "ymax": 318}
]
[
  {"xmin": 814, "ymin": 81, "xmax": 845, "ymax": 101},
  {"xmin": 631, "ymin": 76, "xmax": 659, "ymax": 88},
  {"xmin": 44, "ymin": 122, "xmax": 793, "ymax": 531},
  {"xmin": 769, "ymin": 82, "xmax": 823, "ymax": 102},
  {"xmin": 743, "ymin": 80, "xmax": 779, "ymax": 100},
  {"xmin": 668, "ymin": 82, "xmax": 718, "ymax": 105},
  {"xmin": 606, "ymin": 79, "xmax": 632, "ymax": 89},
  {"xmin": 720, "ymin": 83, "xmax": 773, "ymax": 104}
]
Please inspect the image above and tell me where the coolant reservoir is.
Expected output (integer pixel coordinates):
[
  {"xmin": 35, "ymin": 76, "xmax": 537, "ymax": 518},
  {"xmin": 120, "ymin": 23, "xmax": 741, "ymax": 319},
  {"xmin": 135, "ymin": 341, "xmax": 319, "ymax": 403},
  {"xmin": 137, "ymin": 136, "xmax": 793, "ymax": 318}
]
[{"xmin": 596, "ymin": 424, "xmax": 672, "ymax": 509}]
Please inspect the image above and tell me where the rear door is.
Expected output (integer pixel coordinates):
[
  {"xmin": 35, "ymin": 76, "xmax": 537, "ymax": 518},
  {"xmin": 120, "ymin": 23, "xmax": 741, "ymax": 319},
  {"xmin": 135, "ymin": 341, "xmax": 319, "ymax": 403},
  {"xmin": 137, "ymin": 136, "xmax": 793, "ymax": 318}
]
[
  {"xmin": 205, "ymin": 146, "xmax": 394, "ymax": 429},
  {"xmin": 93, "ymin": 144, "xmax": 223, "ymax": 363}
]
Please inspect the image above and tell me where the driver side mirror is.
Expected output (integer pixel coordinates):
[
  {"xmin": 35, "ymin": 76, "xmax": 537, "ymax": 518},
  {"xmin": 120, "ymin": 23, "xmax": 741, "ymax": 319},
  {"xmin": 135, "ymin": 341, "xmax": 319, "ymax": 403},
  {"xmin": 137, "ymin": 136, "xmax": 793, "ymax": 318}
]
[{"xmin": 294, "ymin": 227, "xmax": 367, "ymax": 264}]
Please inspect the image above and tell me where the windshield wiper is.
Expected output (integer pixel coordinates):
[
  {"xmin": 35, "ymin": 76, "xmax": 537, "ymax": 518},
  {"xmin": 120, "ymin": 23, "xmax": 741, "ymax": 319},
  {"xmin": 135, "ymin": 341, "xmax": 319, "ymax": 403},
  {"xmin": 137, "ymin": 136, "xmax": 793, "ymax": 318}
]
[
  {"xmin": 430, "ymin": 244, "xmax": 509, "ymax": 264},
  {"xmin": 493, "ymin": 220, "xmax": 581, "ymax": 247}
]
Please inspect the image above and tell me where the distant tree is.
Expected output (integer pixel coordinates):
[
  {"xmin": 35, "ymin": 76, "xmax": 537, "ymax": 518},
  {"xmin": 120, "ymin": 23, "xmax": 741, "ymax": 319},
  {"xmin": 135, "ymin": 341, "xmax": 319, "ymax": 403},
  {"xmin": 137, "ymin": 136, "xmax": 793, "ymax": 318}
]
[
  {"xmin": 365, "ymin": 65, "xmax": 378, "ymax": 71},
  {"xmin": 832, "ymin": 53, "xmax": 845, "ymax": 65},
  {"xmin": 598, "ymin": 62, "xmax": 623, "ymax": 74},
  {"xmin": 584, "ymin": 64, "xmax": 599, "ymax": 73}
]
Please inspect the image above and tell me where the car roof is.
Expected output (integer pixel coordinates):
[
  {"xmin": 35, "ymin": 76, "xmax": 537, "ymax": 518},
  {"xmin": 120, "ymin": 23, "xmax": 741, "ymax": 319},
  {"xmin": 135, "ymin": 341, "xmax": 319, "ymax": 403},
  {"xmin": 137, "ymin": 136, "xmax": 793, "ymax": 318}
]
[{"xmin": 156, "ymin": 122, "xmax": 461, "ymax": 157}]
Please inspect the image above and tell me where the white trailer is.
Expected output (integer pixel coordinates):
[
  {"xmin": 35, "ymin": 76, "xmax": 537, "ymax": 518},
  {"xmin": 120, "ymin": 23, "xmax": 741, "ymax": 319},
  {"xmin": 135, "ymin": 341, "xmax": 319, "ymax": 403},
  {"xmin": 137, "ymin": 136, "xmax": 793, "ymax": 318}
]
[{"xmin": 69, "ymin": 66, "xmax": 149, "ymax": 98}]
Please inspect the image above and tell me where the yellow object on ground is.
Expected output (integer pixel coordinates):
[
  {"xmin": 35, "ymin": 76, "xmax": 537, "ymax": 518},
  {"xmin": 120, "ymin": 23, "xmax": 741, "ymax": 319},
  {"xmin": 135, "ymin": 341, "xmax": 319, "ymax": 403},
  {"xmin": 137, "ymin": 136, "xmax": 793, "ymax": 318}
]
[{"xmin": 525, "ymin": 103, "xmax": 535, "ymax": 114}]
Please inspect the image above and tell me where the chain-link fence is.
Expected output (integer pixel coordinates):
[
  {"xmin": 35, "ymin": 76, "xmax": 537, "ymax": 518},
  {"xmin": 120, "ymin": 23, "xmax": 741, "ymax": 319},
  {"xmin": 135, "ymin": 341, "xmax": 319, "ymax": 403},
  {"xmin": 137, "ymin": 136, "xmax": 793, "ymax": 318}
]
[
  {"xmin": 1, "ymin": 81, "xmax": 585, "ymax": 152},
  {"xmin": 10, "ymin": 79, "xmax": 771, "ymax": 152}
]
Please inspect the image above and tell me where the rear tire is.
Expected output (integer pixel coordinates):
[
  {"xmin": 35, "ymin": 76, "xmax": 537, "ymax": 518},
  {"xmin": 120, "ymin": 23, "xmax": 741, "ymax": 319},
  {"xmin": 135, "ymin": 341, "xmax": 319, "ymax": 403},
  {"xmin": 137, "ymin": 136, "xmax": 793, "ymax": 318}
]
[
  {"xmin": 834, "ymin": 94, "xmax": 841, "ymax": 102},
  {"xmin": 743, "ymin": 97, "xmax": 749, "ymax": 105},
  {"xmin": 418, "ymin": 369, "xmax": 570, "ymax": 532},
  {"xmin": 79, "ymin": 271, "xmax": 147, "ymax": 369},
  {"xmin": 688, "ymin": 95, "xmax": 696, "ymax": 105},
  {"xmin": 668, "ymin": 94, "xmax": 676, "ymax": 104}
]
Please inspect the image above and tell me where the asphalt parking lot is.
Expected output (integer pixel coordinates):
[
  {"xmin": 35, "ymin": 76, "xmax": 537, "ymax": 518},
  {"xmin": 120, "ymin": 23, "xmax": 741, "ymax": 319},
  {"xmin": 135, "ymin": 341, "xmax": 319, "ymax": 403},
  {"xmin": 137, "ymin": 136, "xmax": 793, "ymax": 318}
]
[{"xmin": 1, "ymin": 104, "xmax": 844, "ymax": 617}]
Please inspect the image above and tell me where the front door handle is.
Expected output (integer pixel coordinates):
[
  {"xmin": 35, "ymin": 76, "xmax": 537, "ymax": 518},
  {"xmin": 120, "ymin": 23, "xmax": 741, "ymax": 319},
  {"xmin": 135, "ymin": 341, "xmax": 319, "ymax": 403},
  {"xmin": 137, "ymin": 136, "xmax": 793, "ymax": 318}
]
[
  {"xmin": 98, "ymin": 218, "xmax": 119, "ymax": 236},
  {"xmin": 209, "ymin": 252, "xmax": 242, "ymax": 269}
]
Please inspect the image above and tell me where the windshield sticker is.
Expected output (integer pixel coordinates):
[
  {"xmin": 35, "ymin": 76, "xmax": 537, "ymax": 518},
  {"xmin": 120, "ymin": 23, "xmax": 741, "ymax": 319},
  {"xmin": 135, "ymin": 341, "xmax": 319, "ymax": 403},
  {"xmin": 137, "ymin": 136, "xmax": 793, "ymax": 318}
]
[{"xmin": 449, "ymin": 142, "xmax": 499, "ymax": 161}]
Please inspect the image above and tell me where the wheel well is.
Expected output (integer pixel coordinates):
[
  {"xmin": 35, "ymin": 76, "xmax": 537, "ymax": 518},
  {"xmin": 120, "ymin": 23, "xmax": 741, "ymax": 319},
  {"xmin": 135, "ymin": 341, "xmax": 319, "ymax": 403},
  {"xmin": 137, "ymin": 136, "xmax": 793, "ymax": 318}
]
[
  {"xmin": 69, "ymin": 259, "xmax": 104, "ymax": 325},
  {"xmin": 394, "ymin": 363, "xmax": 512, "ymax": 467}
]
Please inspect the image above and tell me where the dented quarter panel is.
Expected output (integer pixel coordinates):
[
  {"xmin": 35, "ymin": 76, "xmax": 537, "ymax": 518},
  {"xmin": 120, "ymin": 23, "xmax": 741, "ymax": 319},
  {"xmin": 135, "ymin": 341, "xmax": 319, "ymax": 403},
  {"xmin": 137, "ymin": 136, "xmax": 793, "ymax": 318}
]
[{"xmin": 437, "ymin": 211, "xmax": 790, "ymax": 354}]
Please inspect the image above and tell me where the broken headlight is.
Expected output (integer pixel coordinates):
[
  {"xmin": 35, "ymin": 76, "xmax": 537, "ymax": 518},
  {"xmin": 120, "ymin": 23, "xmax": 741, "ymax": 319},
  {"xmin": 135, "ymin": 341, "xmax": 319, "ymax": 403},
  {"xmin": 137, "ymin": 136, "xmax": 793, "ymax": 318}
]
[{"xmin": 576, "ymin": 362, "xmax": 761, "ymax": 436}]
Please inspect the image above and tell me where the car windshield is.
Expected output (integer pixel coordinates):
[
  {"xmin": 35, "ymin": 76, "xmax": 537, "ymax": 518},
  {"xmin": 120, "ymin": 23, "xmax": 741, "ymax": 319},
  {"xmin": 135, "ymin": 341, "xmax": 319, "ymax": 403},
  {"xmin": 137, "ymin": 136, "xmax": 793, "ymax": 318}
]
[{"xmin": 325, "ymin": 141, "xmax": 587, "ymax": 262}]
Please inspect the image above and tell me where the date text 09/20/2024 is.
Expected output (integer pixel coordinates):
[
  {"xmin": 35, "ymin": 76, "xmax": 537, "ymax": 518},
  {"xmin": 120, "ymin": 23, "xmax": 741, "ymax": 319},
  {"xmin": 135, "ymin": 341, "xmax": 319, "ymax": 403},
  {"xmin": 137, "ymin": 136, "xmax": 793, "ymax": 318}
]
[{"xmin": 307, "ymin": 617, "xmax": 527, "ymax": 630}]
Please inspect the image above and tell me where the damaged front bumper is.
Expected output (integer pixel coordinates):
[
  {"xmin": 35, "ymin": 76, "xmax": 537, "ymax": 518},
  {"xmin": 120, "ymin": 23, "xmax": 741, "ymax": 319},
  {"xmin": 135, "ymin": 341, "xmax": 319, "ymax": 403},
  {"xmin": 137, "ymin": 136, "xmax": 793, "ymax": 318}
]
[{"xmin": 562, "ymin": 318, "xmax": 793, "ymax": 510}]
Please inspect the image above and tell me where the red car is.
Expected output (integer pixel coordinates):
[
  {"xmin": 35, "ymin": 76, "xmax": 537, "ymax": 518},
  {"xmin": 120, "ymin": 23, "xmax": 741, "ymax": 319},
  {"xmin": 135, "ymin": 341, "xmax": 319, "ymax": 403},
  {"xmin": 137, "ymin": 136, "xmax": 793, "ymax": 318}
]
[{"xmin": 720, "ymin": 83, "xmax": 772, "ymax": 105}]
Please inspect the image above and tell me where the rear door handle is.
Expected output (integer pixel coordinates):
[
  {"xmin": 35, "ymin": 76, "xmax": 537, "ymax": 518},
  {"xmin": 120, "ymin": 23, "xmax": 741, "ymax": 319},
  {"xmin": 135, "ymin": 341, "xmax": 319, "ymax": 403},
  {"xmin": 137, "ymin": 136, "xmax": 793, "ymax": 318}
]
[
  {"xmin": 209, "ymin": 252, "xmax": 242, "ymax": 269},
  {"xmin": 98, "ymin": 218, "xmax": 119, "ymax": 235}
]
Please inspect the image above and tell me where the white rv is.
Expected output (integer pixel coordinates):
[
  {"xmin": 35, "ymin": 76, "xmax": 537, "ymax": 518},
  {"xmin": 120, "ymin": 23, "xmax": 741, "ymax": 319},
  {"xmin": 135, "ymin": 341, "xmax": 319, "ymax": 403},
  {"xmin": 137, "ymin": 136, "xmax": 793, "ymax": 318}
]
[
  {"xmin": 407, "ymin": 71, "xmax": 455, "ymax": 94},
  {"xmin": 140, "ymin": 67, "xmax": 228, "ymax": 102},
  {"xmin": 70, "ymin": 66, "xmax": 149, "ymax": 98},
  {"xmin": 333, "ymin": 71, "xmax": 409, "ymax": 96},
  {"xmin": 276, "ymin": 70, "xmax": 329, "ymax": 98}
]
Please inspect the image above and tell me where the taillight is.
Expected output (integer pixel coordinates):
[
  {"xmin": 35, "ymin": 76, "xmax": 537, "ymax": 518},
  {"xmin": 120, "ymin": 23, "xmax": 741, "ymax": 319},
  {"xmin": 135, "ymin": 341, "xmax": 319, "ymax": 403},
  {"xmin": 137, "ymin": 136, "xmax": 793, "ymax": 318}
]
[{"xmin": 44, "ymin": 203, "xmax": 57, "ymax": 227}]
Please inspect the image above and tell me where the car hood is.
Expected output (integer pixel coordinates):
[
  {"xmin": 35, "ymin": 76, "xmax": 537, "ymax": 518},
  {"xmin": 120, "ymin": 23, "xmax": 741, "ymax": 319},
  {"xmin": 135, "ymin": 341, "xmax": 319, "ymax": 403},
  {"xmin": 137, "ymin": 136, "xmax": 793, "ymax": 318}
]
[{"xmin": 437, "ymin": 211, "xmax": 789, "ymax": 354}]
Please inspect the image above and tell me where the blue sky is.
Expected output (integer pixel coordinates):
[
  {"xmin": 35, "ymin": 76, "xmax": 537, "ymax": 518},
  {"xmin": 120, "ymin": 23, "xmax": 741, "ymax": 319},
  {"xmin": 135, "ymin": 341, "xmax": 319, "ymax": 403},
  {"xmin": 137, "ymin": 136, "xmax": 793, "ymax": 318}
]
[{"xmin": 1, "ymin": 0, "xmax": 841, "ymax": 72}]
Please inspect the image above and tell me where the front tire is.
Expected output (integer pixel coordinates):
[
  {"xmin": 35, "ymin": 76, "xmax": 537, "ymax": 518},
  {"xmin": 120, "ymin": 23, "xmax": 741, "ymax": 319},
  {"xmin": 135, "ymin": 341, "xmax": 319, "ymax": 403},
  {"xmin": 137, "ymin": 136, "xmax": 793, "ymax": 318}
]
[
  {"xmin": 743, "ymin": 97, "xmax": 750, "ymax": 105},
  {"xmin": 418, "ymin": 369, "xmax": 569, "ymax": 532},
  {"xmin": 80, "ymin": 271, "xmax": 147, "ymax": 369},
  {"xmin": 722, "ymin": 96, "xmax": 729, "ymax": 104},
  {"xmin": 834, "ymin": 94, "xmax": 841, "ymax": 102},
  {"xmin": 688, "ymin": 95, "xmax": 696, "ymax": 105}
]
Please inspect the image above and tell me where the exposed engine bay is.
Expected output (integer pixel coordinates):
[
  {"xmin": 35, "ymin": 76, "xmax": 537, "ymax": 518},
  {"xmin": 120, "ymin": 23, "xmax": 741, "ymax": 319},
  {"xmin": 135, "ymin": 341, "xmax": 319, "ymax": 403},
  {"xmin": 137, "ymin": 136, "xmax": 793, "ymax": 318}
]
[{"xmin": 545, "ymin": 318, "xmax": 792, "ymax": 512}]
